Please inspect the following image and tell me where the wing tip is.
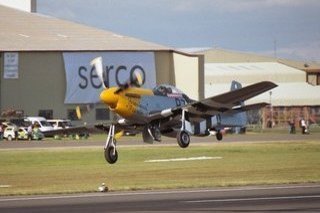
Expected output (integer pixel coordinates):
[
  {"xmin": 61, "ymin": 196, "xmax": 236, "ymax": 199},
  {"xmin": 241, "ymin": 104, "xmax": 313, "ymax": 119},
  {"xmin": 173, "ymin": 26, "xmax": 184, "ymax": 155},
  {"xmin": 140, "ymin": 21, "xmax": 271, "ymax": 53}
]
[{"xmin": 260, "ymin": 81, "xmax": 278, "ymax": 89}]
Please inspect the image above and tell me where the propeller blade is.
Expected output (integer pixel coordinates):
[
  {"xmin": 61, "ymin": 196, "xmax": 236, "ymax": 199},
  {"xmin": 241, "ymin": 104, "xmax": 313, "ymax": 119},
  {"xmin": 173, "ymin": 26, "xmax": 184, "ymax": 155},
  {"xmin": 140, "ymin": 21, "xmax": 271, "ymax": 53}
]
[
  {"xmin": 76, "ymin": 104, "xmax": 94, "ymax": 120},
  {"xmin": 115, "ymin": 130, "xmax": 124, "ymax": 139},
  {"xmin": 90, "ymin": 57, "xmax": 107, "ymax": 88},
  {"xmin": 114, "ymin": 88, "xmax": 123, "ymax": 94},
  {"xmin": 131, "ymin": 71, "xmax": 143, "ymax": 87},
  {"xmin": 114, "ymin": 71, "xmax": 144, "ymax": 94},
  {"xmin": 114, "ymin": 83, "xmax": 129, "ymax": 94}
]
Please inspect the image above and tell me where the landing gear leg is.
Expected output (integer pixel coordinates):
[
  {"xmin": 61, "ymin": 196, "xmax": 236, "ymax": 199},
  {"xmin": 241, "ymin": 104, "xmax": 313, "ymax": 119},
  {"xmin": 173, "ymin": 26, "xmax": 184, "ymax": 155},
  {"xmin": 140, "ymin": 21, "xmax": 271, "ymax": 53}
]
[
  {"xmin": 104, "ymin": 124, "xmax": 118, "ymax": 164},
  {"xmin": 147, "ymin": 123, "xmax": 161, "ymax": 142},
  {"xmin": 177, "ymin": 109, "xmax": 190, "ymax": 148}
]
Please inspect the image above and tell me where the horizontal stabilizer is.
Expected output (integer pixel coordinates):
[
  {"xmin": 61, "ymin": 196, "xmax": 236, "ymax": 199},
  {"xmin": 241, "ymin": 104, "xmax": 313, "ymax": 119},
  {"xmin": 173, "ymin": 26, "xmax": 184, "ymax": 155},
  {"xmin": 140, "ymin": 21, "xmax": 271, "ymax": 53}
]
[
  {"xmin": 210, "ymin": 81, "xmax": 277, "ymax": 105},
  {"xmin": 234, "ymin": 102, "xmax": 269, "ymax": 112}
]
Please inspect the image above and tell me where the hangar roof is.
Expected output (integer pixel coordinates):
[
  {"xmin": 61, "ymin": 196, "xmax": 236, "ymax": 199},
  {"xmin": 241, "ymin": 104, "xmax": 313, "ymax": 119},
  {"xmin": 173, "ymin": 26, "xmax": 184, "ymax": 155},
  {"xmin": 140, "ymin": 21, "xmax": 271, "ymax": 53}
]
[
  {"xmin": 182, "ymin": 47, "xmax": 320, "ymax": 73},
  {"xmin": 205, "ymin": 62, "xmax": 305, "ymax": 84},
  {"xmin": 0, "ymin": 5, "xmax": 170, "ymax": 51}
]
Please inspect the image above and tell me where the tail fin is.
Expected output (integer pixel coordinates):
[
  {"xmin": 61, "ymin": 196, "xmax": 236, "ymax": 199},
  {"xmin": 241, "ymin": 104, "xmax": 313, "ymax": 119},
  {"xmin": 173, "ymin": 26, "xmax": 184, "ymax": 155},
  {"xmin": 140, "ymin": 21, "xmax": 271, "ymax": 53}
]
[
  {"xmin": 230, "ymin": 80, "xmax": 244, "ymax": 106},
  {"xmin": 230, "ymin": 80, "xmax": 242, "ymax": 91},
  {"xmin": 230, "ymin": 81, "xmax": 247, "ymax": 129}
]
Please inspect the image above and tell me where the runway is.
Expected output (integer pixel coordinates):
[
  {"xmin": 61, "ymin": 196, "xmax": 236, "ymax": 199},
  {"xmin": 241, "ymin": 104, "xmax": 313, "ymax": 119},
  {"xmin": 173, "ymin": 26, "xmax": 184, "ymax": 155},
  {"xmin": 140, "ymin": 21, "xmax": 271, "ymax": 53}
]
[
  {"xmin": 1, "ymin": 132, "xmax": 319, "ymax": 150},
  {"xmin": 1, "ymin": 184, "xmax": 320, "ymax": 212}
]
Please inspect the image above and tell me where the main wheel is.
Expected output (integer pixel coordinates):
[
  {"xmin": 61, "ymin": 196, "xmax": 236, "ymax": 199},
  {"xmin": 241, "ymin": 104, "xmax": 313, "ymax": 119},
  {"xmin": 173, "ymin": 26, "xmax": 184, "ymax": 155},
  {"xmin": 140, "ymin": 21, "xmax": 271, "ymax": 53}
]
[
  {"xmin": 177, "ymin": 130, "xmax": 190, "ymax": 148},
  {"xmin": 104, "ymin": 146, "xmax": 118, "ymax": 164},
  {"xmin": 216, "ymin": 131, "xmax": 223, "ymax": 141}
]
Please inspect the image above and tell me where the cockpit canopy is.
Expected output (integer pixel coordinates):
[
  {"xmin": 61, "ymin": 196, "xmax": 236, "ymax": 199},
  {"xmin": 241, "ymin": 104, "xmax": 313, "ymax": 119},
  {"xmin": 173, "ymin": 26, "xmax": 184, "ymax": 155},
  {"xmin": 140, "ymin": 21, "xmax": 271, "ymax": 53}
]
[{"xmin": 153, "ymin": 84, "xmax": 193, "ymax": 103}]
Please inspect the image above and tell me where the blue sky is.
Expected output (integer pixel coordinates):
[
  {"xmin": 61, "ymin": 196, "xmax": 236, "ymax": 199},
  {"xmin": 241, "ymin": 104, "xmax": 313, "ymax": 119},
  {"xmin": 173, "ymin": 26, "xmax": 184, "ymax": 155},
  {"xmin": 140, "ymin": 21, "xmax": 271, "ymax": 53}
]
[{"xmin": 38, "ymin": 0, "xmax": 320, "ymax": 62}]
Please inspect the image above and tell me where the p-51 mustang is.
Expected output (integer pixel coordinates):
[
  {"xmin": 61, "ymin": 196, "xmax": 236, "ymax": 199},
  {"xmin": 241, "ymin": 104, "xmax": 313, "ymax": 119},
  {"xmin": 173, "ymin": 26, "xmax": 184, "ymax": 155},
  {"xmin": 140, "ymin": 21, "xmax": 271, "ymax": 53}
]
[{"xmin": 80, "ymin": 57, "xmax": 277, "ymax": 164}]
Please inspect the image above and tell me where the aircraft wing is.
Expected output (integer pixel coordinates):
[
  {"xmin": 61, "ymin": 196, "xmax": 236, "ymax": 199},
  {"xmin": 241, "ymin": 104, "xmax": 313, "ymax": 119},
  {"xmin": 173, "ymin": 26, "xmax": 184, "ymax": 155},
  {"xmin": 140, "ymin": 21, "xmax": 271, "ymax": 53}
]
[
  {"xmin": 190, "ymin": 81, "xmax": 277, "ymax": 112},
  {"xmin": 147, "ymin": 81, "xmax": 277, "ymax": 122},
  {"xmin": 88, "ymin": 81, "xmax": 277, "ymax": 132},
  {"xmin": 43, "ymin": 123, "xmax": 133, "ymax": 137},
  {"xmin": 42, "ymin": 126, "xmax": 89, "ymax": 137}
]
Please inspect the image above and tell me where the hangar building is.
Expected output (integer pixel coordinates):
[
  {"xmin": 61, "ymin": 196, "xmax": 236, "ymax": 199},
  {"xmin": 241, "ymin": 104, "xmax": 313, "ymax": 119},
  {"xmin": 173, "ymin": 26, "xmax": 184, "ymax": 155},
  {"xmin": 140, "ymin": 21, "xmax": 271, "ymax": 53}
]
[
  {"xmin": 185, "ymin": 48, "xmax": 320, "ymax": 128},
  {"xmin": 0, "ymin": 5, "xmax": 204, "ymax": 123},
  {"xmin": 194, "ymin": 48, "xmax": 320, "ymax": 86}
]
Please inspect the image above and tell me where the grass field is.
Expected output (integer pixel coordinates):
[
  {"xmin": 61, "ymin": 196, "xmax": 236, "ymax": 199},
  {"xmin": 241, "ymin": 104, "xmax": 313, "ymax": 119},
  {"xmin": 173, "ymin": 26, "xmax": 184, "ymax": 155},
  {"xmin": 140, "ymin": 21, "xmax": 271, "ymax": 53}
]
[{"xmin": 1, "ymin": 141, "xmax": 320, "ymax": 196}]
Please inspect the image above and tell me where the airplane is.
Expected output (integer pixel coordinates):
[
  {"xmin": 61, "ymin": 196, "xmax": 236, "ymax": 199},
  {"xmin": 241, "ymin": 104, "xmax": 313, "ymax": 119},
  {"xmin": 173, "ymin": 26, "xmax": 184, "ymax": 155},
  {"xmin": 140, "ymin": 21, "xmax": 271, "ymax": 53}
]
[{"xmin": 78, "ymin": 57, "xmax": 277, "ymax": 164}]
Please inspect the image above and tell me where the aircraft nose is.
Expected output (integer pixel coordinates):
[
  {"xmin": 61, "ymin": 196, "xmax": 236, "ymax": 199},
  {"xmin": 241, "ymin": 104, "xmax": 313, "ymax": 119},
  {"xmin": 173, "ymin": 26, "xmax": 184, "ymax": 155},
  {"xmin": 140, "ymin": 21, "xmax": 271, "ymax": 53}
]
[{"xmin": 100, "ymin": 88, "xmax": 118, "ymax": 109}]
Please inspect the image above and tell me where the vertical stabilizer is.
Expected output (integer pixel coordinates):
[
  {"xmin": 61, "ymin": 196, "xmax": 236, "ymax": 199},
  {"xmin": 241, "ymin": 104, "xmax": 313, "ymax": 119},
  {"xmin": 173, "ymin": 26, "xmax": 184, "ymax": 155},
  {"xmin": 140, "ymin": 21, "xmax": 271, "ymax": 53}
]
[
  {"xmin": 229, "ymin": 80, "xmax": 247, "ymax": 129},
  {"xmin": 230, "ymin": 80, "xmax": 244, "ymax": 106},
  {"xmin": 230, "ymin": 80, "xmax": 242, "ymax": 91}
]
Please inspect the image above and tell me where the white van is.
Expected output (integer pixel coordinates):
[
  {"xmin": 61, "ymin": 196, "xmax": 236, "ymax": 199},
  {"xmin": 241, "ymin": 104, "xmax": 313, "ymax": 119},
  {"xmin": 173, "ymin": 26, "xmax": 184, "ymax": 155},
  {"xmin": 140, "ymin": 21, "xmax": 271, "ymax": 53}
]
[
  {"xmin": 26, "ymin": 117, "xmax": 54, "ymax": 132},
  {"xmin": 47, "ymin": 119, "xmax": 73, "ymax": 130}
]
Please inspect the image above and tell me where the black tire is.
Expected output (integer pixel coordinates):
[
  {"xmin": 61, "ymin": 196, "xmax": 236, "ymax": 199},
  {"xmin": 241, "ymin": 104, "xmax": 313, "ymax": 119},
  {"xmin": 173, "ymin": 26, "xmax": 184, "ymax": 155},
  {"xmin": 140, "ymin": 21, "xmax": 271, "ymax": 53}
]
[
  {"xmin": 153, "ymin": 127, "xmax": 161, "ymax": 142},
  {"xmin": 104, "ymin": 146, "xmax": 118, "ymax": 164},
  {"xmin": 216, "ymin": 131, "xmax": 223, "ymax": 141},
  {"xmin": 177, "ymin": 130, "xmax": 190, "ymax": 148}
]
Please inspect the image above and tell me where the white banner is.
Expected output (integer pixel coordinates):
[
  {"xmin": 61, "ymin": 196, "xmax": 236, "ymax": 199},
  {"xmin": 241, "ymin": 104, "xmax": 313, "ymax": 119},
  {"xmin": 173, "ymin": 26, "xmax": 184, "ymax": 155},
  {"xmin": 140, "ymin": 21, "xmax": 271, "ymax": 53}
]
[
  {"xmin": 4, "ymin": 52, "xmax": 19, "ymax": 79},
  {"xmin": 63, "ymin": 52, "xmax": 156, "ymax": 104}
]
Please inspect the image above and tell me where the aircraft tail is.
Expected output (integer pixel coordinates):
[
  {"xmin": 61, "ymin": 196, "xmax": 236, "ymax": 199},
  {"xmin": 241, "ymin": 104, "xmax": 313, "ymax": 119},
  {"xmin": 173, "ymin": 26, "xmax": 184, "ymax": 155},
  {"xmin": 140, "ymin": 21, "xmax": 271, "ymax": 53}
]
[
  {"xmin": 230, "ymin": 80, "xmax": 242, "ymax": 91},
  {"xmin": 230, "ymin": 80, "xmax": 245, "ymax": 107},
  {"xmin": 230, "ymin": 80, "xmax": 246, "ymax": 126}
]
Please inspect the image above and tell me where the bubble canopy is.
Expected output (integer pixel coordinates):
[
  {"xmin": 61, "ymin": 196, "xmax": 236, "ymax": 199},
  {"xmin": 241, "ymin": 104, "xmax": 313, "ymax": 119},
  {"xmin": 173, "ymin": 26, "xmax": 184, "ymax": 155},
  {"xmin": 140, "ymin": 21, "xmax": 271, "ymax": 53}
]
[{"xmin": 152, "ymin": 84, "xmax": 193, "ymax": 103}]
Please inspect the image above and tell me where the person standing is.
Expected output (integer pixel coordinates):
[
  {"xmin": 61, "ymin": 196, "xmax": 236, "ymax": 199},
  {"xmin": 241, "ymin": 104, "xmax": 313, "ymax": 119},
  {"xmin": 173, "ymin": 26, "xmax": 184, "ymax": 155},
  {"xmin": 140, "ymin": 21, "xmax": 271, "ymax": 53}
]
[
  {"xmin": 288, "ymin": 119, "xmax": 295, "ymax": 134},
  {"xmin": 27, "ymin": 124, "xmax": 33, "ymax": 140},
  {"xmin": 0, "ymin": 124, "xmax": 3, "ymax": 140},
  {"xmin": 300, "ymin": 118, "xmax": 307, "ymax": 134}
]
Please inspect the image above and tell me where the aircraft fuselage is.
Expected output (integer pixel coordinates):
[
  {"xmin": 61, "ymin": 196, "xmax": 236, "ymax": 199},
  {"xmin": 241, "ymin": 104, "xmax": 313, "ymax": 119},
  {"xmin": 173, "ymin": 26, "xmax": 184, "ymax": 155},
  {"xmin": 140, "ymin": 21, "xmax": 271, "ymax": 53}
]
[{"xmin": 100, "ymin": 85, "xmax": 189, "ymax": 124}]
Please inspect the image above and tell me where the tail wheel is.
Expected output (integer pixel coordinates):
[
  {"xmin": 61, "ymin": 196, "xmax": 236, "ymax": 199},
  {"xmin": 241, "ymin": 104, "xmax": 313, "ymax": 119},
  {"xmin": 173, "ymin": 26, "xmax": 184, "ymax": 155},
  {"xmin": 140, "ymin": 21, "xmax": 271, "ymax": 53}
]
[
  {"xmin": 177, "ymin": 130, "xmax": 190, "ymax": 148},
  {"xmin": 104, "ymin": 145, "xmax": 118, "ymax": 164}
]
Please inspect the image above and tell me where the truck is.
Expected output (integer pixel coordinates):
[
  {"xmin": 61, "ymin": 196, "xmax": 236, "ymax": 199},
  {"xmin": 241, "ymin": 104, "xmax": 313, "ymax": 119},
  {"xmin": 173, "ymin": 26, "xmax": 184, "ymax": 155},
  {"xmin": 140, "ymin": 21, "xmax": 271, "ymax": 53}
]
[{"xmin": 26, "ymin": 117, "xmax": 54, "ymax": 133}]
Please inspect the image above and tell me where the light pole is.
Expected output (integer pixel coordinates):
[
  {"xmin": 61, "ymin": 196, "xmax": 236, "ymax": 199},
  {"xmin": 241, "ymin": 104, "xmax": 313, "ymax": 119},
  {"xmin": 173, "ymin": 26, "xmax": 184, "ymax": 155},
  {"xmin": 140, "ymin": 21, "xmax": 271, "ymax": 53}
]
[{"xmin": 269, "ymin": 91, "xmax": 273, "ymax": 128}]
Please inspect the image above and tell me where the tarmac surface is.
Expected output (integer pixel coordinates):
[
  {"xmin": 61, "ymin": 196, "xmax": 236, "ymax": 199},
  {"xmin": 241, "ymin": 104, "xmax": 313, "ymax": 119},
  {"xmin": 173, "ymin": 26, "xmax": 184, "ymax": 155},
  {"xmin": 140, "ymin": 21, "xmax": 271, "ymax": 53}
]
[
  {"xmin": 0, "ymin": 132, "xmax": 319, "ymax": 149},
  {"xmin": 1, "ymin": 132, "xmax": 319, "ymax": 212},
  {"xmin": 0, "ymin": 184, "xmax": 320, "ymax": 212}
]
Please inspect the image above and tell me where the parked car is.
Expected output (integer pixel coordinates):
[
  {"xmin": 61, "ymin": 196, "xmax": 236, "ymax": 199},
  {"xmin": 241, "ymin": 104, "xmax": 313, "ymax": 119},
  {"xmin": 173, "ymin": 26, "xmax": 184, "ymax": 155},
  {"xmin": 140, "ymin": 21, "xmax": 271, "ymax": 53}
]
[
  {"xmin": 47, "ymin": 119, "xmax": 89, "ymax": 139},
  {"xmin": 47, "ymin": 119, "xmax": 73, "ymax": 130},
  {"xmin": 17, "ymin": 127, "xmax": 44, "ymax": 140},
  {"xmin": 2, "ymin": 122, "xmax": 18, "ymax": 131},
  {"xmin": 3, "ymin": 126, "xmax": 16, "ymax": 141}
]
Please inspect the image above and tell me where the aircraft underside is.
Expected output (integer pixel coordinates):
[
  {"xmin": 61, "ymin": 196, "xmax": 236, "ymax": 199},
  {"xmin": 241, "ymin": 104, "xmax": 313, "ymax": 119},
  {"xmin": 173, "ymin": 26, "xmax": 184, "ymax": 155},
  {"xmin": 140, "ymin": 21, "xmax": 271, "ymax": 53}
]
[
  {"xmin": 88, "ymin": 56, "xmax": 277, "ymax": 164},
  {"xmin": 103, "ymin": 110, "xmax": 247, "ymax": 164}
]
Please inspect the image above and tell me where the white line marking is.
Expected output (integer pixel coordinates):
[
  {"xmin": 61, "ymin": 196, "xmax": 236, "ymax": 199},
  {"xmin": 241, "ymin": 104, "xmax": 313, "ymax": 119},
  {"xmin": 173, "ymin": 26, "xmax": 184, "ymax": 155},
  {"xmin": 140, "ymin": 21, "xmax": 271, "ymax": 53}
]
[
  {"xmin": 0, "ymin": 185, "xmax": 11, "ymax": 188},
  {"xmin": 57, "ymin": 33, "xmax": 68, "ymax": 38},
  {"xmin": 145, "ymin": 156, "xmax": 222, "ymax": 163},
  {"xmin": 18, "ymin": 33, "xmax": 30, "ymax": 38},
  {"xmin": 185, "ymin": 195, "xmax": 320, "ymax": 203},
  {"xmin": 1, "ymin": 185, "xmax": 320, "ymax": 203}
]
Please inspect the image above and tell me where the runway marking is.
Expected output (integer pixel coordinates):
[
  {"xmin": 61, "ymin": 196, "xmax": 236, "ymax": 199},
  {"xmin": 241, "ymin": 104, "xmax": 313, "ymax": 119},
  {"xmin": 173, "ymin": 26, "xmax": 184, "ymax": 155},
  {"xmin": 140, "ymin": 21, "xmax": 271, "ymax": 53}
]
[
  {"xmin": 144, "ymin": 156, "xmax": 222, "ymax": 163},
  {"xmin": 184, "ymin": 195, "xmax": 320, "ymax": 203},
  {"xmin": 1, "ymin": 184, "xmax": 320, "ymax": 203}
]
